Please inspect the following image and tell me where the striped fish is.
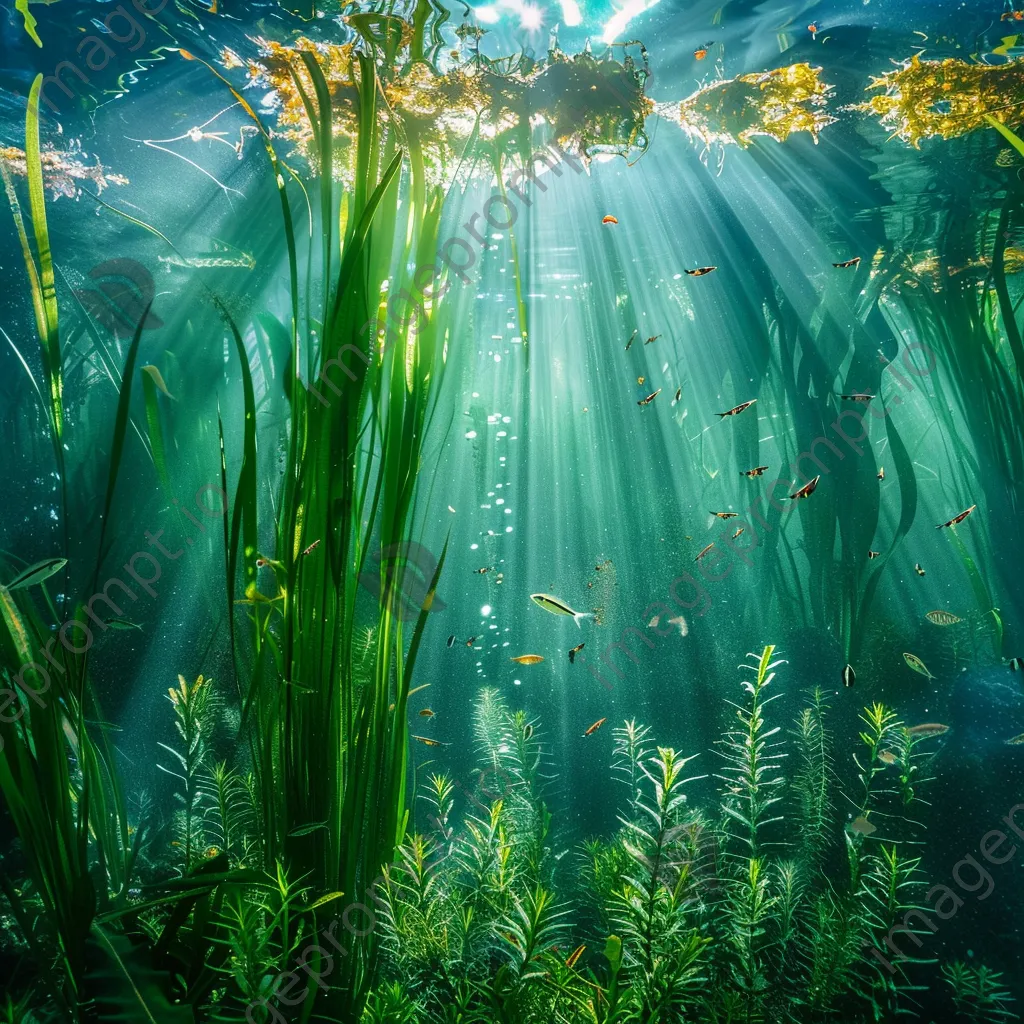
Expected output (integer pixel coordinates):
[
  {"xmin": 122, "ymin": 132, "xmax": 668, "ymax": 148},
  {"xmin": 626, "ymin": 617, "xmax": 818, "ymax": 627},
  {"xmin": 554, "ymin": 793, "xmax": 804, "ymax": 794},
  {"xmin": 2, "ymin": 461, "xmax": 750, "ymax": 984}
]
[{"xmin": 530, "ymin": 593, "xmax": 592, "ymax": 628}]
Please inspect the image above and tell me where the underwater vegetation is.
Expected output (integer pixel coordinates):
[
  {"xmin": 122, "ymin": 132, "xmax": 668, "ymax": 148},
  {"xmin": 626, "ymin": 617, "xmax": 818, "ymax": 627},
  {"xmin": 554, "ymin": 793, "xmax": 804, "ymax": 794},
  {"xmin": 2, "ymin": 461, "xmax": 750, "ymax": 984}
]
[{"xmin": 5, "ymin": 0, "xmax": 1024, "ymax": 1021}]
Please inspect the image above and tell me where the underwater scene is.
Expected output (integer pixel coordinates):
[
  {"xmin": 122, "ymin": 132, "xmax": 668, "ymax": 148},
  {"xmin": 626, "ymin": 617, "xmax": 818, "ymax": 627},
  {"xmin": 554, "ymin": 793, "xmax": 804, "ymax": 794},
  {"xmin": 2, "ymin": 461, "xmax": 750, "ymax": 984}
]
[{"xmin": 4, "ymin": 0, "xmax": 1024, "ymax": 1020}]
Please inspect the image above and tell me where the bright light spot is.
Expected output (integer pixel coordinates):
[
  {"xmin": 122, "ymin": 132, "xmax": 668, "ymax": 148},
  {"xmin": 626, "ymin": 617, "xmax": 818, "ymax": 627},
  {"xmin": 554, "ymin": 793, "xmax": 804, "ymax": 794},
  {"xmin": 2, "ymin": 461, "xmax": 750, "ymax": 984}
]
[
  {"xmin": 559, "ymin": 0, "xmax": 582, "ymax": 24},
  {"xmin": 465, "ymin": 430, "xmax": 477, "ymax": 438},
  {"xmin": 519, "ymin": 2, "xmax": 543, "ymax": 30},
  {"xmin": 505, "ymin": 525, "xmax": 513, "ymax": 532},
  {"xmin": 513, "ymin": 679, "xmax": 522, "ymax": 685},
  {"xmin": 471, "ymin": 543, "xmax": 479, "ymax": 550},
  {"xmin": 602, "ymin": 0, "xmax": 661, "ymax": 43},
  {"xmin": 481, "ymin": 604, "xmax": 492, "ymax": 616},
  {"xmin": 474, "ymin": 4, "xmax": 500, "ymax": 22}
]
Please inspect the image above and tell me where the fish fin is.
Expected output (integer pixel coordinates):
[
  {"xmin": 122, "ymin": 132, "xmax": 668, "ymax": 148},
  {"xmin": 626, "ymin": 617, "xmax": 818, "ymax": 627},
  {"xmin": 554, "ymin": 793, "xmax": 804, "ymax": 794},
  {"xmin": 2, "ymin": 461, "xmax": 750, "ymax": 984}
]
[{"xmin": 573, "ymin": 612, "xmax": 594, "ymax": 628}]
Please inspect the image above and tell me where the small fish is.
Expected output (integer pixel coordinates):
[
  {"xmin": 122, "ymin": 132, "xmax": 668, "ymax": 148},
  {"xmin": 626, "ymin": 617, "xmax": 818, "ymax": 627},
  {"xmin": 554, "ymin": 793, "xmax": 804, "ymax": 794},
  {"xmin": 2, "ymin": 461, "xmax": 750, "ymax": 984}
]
[
  {"xmin": 256, "ymin": 558, "xmax": 268, "ymax": 568},
  {"xmin": 808, "ymin": 22, "xmax": 819, "ymax": 37},
  {"xmin": 104, "ymin": 616, "xmax": 142, "ymax": 630},
  {"xmin": 877, "ymin": 467, "xmax": 885, "ymax": 480},
  {"xmin": 448, "ymin": 505, "xmax": 456, "ymax": 513},
  {"xmin": 204, "ymin": 845, "xmax": 222, "ymax": 858},
  {"xmin": 694, "ymin": 43, "xmax": 712, "ymax": 59},
  {"xmin": 644, "ymin": 334, "xmax": 661, "ymax": 345},
  {"xmin": 582, "ymin": 717, "xmax": 607, "ymax": 737},
  {"xmin": 907, "ymin": 722, "xmax": 950, "ymax": 738},
  {"xmin": 840, "ymin": 393, "xmax": 874, "ymax": 402},
  {"xmin": 1009, "ymin": 657, "xmax": 1023, "ymax": 671},
  {"xmin": 868, "ymin": 550, "xmax": 880, "ymax": 560},
  {"xmin": 141, "ymin": 364, "xmax": 175, "ymax": 399},
  {"xmin": 530, "ymin": 593, "xmax": 592, "ymax": 627},
  {"xmin": 648, "ymin": 614, "xmax": 660, "ymax": 628},
  {"xmin": 903, "ymin": 652, "xmax": 936, "ymax": 680},
  {"xmin": 732, "ymin": 527, "xmax": 744, "ymax": 539},
  {"xmin": 465, "ymin": 636, "xmax": 478, "ymax": 647},
  {"xmin": 412, "ymin": 735, "xmax": 447, "ymax": 747},
  {"xmin": 302, "ymin": 539, "xmax": 321, "ymax": 556},
  {"xmin": 717, "ymin": 399, "xmax": 756, "ymax": 418},
  {"xmin": 742, "ymin": 466, "xmax": 769, "ymax": 477},
  {"xmin": 419, "ymin": 708, "xmax": 435, "ymax": 717},
  {"xmin": 637, "ymin": 376, "xmax": 646, "ymax": 386},
  {"xmin": 851, "ymin": 816, "xmax": 876, "ymax": 836},
  {"xmin": 878, "ymin": 749, "xmax": 897, "ymax": 765},
  {"xmin": 925, "ymin": 610, "xmax": 962, "ymax": 626},
  {"xmin": 6, "ymin": 557, "xmax": 68, "ymax": 591},
  {"xmin": 1006, "ymin": 732, "xmax": 1024, "ymax": 745},
  {"xmin": 565, "ymin": 944, "xmax": 586, "ymax": 969},
  {"xmin": 789, "ymin": 476, "xmax": 820, "ymax": 500},
  {"xmin": 842, "ymin": 664, "xmax": 856, "ymax": 688},
  {"xmin": 936, "ymin": 505, "xmax": 976, "ymax": 529},
  {"xmin": 602, "ymin": 215, "xmax": 618, "ymax": 225},
  {"xmin": 568, "ymin": 642, "xmax": 585, "ymax": 663},
  {"xmin": 675, "ymin": 387, "xmax": 682, "ymax": 401},
  {"xmin": 625, "ymin": 329, "xmax": 638, "ymax": 351},
  {"xmin": 447, "ymin": 635, "xmax": 456, "ymax": 648},
  {"xmin": 524, "ymin": 724, "xmax": 534, "ymax": 740},
  {"xmin": 637, "ymin": 389, "xmax": 662, "ymax": 406},
  {"xmin": 473, "ymin": 567, "xmax": 492, "ymax": 574},
  {"xmin": 832, "ymin": 257, "xmax": 860, "ymax": 269},
  {"xmin": 710, "ymin": 511, "xmax": 738, "ymax": 519},
  {"xmin": 684, "ymin": 266, "xmax": 717, "ymax": 276},
  {"xmin": 695, "ymin": 542, "xmax": 715, "ymax": 562},
  {"xmin": 915, "ymin": 563, "xmax": 926, "ymax": 576},
  {"xmin": 158, "ymin": 248, "xmax": 255, "ymax": 269},
  {"xmin": 510, "ymin": 654, "xmax": 544, "ymax": 665},
  {"xmin": 668, "ymin": 614, "xmax": 688, "ymax": 636}
]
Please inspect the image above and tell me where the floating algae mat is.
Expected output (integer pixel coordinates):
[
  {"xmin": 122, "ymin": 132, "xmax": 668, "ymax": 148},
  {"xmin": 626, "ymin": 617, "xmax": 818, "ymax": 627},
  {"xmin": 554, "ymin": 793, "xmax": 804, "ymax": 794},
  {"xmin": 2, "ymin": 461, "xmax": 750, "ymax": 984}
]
[{"xmin": 3, "ymin": 0, "xmax": 1024, "ymax": 1020}]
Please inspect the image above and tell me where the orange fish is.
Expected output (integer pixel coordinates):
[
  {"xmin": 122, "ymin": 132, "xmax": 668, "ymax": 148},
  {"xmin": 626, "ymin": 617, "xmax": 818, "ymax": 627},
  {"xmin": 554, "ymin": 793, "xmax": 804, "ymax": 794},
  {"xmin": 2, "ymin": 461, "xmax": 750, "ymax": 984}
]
[
  {"xmin": 684, "ymin": 266, "xmax": 717, "ymax": 276},
  {"xmin": 510, "ymin": 654, "xmax": 544, "ymax": 665},
  {"xmin": 789, "ymin": 476, "xmax": 820, "ymax": 500},
  {"xmin": 644, "ymin": 334, "xmax": 661, "ymax": 345},
  {"xmin": 936, "ymin": 505, "xmax": 976, "ymax": 529},
  {"xmin": 602, "ymin": 215, "xmax": 618, "ymax": 225},
  {"xmin": 418, "ymin": 708, "xmax": 435, "ymax": 717},
  {"xmin": 742, "ymin": 465, "xmax": 769, "ymax": 477},
  {"xmin": 582, "ymin": 717, "xmax": 607, "ymax": 737},
  {"xmin": 808, "ymin": 22, "xmax": 819, "ymax": 37},
  {"xmin": 302, "ymin": 538, "xmax": 321, "ymax": 556},
  {"xmin": 717, "ymin": 399, "xmax": 757, "ymax": 418},
  {"xmin": 694, "ymin": 46, "xmax": 708, "ymax": 59},
  {"xmin": 732, "ymin": 527, "xmax": 744, "ymax": 539}
]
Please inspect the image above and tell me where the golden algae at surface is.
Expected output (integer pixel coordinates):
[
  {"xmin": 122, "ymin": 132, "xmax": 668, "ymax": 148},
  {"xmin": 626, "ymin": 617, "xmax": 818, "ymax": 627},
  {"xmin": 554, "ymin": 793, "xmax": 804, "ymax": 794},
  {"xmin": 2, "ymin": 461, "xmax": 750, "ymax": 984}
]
[
  {"xmin": 863, "ymin": 54, "xmax": 1024, "ymax": 147},
  {"xmin": 669, "ymin": 62, "xmax": 836, "ymax": 147}
]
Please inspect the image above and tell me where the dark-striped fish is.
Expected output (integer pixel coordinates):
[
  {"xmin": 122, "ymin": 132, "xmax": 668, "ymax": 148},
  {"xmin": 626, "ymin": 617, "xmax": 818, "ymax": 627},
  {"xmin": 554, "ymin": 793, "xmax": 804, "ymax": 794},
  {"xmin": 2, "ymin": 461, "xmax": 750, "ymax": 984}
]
[
  {"xmin": 625, "ymin": 329, "xmax": 638, "ymax": 351},
  {"xmin": 637, "ymin": 389, "xmax": 662, "ymax": 406},
  {"xmin": 742, "ymin": 466, "xmax": 769, "ymax": 477},
  {"xmin": 903, "ymin": 652, "xmax": 935, "ymax": 680},
  {"xmin": 530, "ymin": 593, "xmax": 592, "ymax": 628},
  {"xmin": 447, "ymin": 635, "xmax": 456, "ymax": 648},
  {"xmin": 717, "ymin": 399, "xmax": 756, "ymax": 418},
  {"xmin": 582, "ymin": 717, "xmax": 607, "ymax": 737},
  {"xmin": 840, "ymin": 393, "xmax": 874, "ymax": 402},
  {"xmin": 925, "ymin": 610, "xmax": 962, "ymax": 626},
  {"xmin": 644, "ymin": 334, "xmax": 661, "ymax": 345},
  {"xmin": 936, "ymin": 505, "xmax": 976, "ymax": 529},
  {"xmin": 710, "ymin": 511, "xmax": 738, "ymax": 519},
  {"xmin": 302, "ymin": 538, "xmax": 321, "ymax": 556},
  {"xmin": 695, "ymin": 543, "xmax": 715, "ymax": 562},
  {"xmin": 833, "ymin": 256, "xmax": 861, "ymax": 268},
  {"xmin": 790, "ymin": 476, "xmax": 820, "ymax": 500},
  {"xmin": 684, "ymin": 266, "xmax": 717, "ymax": 276},
  {"xmin": 568, "ymin": 642, "xmax": 585, "ymax": 664},
  {"xmin": 412, "ymin": 735, "xmax": 448, "ymax": 747},
  {"xmin": 675, "ymin": 387, "xmax": 682, "ymax": 401}
]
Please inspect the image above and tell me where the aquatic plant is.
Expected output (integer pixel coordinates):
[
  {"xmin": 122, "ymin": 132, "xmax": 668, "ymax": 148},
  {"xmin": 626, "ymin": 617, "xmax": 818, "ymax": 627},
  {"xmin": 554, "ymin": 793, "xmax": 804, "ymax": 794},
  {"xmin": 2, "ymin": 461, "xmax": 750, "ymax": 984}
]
[
  {"xmin": 943, "ymin": 960, "xmax": 1017, "ymax": 1023},
  {"xmin": 367, "ymin": 647, "xmax": 940, "ymax": 1023}
]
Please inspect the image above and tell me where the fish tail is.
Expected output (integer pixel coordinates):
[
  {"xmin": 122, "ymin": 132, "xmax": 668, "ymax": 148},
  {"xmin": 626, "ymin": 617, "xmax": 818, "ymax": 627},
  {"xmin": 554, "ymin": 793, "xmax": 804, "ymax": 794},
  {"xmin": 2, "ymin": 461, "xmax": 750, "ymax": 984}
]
[{"xmin": 573, "ymin": 612, "xmax": 594, "ymax": 628}]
